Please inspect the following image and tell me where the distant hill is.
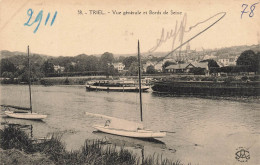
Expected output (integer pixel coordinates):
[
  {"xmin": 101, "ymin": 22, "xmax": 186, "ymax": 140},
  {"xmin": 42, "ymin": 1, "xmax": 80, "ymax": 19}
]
[
  {"xmin": 0, "ymin": 50, "xmax": 51, "ymax": 60},
  {"xmin": 1, "ymin": 44, "xmax": 259, "ymax": 60}
]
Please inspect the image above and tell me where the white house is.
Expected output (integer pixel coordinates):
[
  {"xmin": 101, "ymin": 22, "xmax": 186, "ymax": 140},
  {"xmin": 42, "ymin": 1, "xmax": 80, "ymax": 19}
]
[
  {"xmin": 54, "ymin": 65, "xmax": 65, "ymax": 73},
  {"xmin": 218, "ymin": 56, "xmax": 238, "ymax": 66},
  {"xmin": 112, "ymin": 62, "xmax": 125, "ymax": 72}
]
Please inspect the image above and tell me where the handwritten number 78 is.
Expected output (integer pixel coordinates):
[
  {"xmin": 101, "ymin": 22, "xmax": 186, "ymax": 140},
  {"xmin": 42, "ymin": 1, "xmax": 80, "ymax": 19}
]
[
  {"xmin": 241, "ymin": 3, "xmax": 258, "ymax": 19},
  {"xmin": 24, "ymin": 9, "xmax": 57, "ymax": 33}
]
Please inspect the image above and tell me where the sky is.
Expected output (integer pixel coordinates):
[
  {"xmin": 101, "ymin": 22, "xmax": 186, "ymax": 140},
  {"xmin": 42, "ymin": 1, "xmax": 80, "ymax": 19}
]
[{"xmin": 0, "ymin": 0, "xmax": 259, "ymax": 56}]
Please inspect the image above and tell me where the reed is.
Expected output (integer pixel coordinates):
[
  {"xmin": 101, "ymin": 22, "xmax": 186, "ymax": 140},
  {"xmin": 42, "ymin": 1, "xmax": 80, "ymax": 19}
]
[
  {"xmin": 0, "ymin": 125, "xmax": 34, "ymax": 153},
  {"xmin": 0, "ymin": 126, "xmax": 184, "ymax": 165}
]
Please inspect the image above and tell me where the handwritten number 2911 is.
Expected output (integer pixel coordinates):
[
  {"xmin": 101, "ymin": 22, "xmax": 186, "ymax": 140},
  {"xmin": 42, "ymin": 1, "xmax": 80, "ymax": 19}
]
[
  {"xmin": 241, "ymin": 3, "xmax": 258, "ymax": 19},
  {"xmin": 24, "ymin": 9, "xmax": 57, "ymax": 33}
]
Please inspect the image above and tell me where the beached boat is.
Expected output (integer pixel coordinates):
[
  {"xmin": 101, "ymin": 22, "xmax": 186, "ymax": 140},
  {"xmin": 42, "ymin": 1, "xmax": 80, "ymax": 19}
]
[
  {"xmin": 85, "ymin": 79, "xmax": 150, "ymax": 92},
  {"xmin": 93, "ymin": 125, "xmax": 165, "ymax": 138},
  {"xmin": 5, "ymin": 111, "xmax": 47, "ymax": 120},
  {"xmin": 86, "ymin": 112, "xmax": 166, "ymax": 139},
  {"xmin": 4, "ymin": 46, "xmax": 47, "ymax": 120},
  {"xmin": 86, "ymin": 41, "xmax": 166, "ymax": 139}
]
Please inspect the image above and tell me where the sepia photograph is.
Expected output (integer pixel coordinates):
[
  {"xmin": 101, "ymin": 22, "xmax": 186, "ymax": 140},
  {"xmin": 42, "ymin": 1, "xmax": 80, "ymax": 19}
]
[{"xmin": 0, "ymin": 0, "xmax": 259, "ymax": 164}]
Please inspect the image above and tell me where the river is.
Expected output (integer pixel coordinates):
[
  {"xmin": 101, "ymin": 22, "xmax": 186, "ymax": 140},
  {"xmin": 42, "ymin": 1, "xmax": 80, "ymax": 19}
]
[{"xmin": 0, "ymin": 85, "xmax": 259, "ymax": 165}]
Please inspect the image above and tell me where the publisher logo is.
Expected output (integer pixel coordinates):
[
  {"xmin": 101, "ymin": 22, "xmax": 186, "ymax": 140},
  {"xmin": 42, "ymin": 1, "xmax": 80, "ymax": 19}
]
[{"xmin": 235, "ymin": 147, "xmax": 250, "ymax": 162}]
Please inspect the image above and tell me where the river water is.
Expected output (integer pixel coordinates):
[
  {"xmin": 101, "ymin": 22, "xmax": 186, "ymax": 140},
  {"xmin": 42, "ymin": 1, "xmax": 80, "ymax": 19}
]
[{"xmin": 0, "ymin": 85, "xmax": 259, "ymax": 165}]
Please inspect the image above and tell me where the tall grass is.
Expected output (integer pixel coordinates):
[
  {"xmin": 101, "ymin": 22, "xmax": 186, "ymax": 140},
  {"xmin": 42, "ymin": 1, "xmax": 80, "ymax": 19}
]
[
  {"xmin": 0, "ymin": 126, "xmax": 184, "ymax": 165},
  {"xmin": 0, "ymin": 125, "xmax": 34, "ymax": 153}
]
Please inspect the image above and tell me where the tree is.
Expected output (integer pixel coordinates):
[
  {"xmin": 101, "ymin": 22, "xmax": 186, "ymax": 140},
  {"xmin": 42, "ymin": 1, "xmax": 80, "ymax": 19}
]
[
  {"xmin": 100, "ymin": 52, "xmax": 114, "ymax": 77},
  {"xmin": 123, "ymin": 56, "xmax": 137, "ymax": 70},
  {"xmin": 42, "ymin": 60, "xmax": 54, "ymax": 76},
  {"xmin": 100, "ymin": 52, "xmax": 114, "ymax": 65},
  {"xmin": 200, "ymin": 59, "xmax": 219, "ymax": 74},
  {"xmin": 118, "ymin": 56, "xmax": 126, "ymax": 62},
  {"xmin": 0, "ymin": 59, "xmax": 17, "ymax": 76},
  {"xmin": 200, "ymin": 59, "xmax": 219, "ymax": 68},
  {"xmin": 2, "ymin": 72, "xmax": 14, "ymax": 78},
  {"xmin": 107, "ymin": 65, "xmax": 117, "ymax": 76},
  {"xmin": 237, "ymin": 50, "xmax": 259, "ymax": 73},
  {"xmin": 127, "ymin": 62, "xmax": 139, "ymax": 75},
  {"xmin": 146, "ymin": 65, "xmax": 156, "ymax": 74}
]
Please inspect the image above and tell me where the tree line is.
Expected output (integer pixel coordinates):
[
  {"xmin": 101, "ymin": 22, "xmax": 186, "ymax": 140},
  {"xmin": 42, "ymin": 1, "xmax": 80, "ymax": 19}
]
[
  {"xmin": 0, "ymin": 49, "xmax": 259, "ymax": 83},
  {"xmin": 0, "ymin": 52, "xmax": 154, "ymax": 82}
]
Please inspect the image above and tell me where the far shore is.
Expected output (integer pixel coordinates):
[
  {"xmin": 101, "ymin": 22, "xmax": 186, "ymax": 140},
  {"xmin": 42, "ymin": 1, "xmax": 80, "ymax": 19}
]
[{"xmin": 1, "ymin": 74, "xmax": 259, "ymax": 86}]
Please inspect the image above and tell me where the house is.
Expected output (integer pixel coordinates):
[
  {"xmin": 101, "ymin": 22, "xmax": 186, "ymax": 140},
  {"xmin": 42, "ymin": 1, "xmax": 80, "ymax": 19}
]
[
  {"xmin": 54, "ymin": 65, "xmax": 65, "ymax": 73},
  {"xmin": 165, "ymin": 62, "xmax": 209, "ymax": 75},
  {"xmin": 143, "ymin": 61, "xmax": 164, "ymax": 72},
  {"xmin": 143, "ymin": 61, "xmax": 156, "ymax": 72},
  {"xmin": 218, "ymin": 56, "xmax": 238, "ymax": 66},
  {"xmin": 202, "ymin": 54, "xmax": 217, "ymax": 60},
  {"xmin": 186, "ymin": 62, "xmax": 209, "ymax": 75},
  {"xmin": 112, "ymin": 62, "xmax": 125, "ymax": 72},
  {"xmin": 165, "ymin": 63, "xmax": 189, "ymax": 73},
  {"xmin": 154, "ymin": 61, "xmax": 164, "ymax": 72}
]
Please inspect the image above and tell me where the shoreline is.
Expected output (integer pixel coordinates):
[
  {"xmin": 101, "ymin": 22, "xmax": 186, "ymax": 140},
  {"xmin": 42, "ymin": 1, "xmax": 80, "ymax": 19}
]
[
  {"xmin": 0, "ymin": 126, "xmax": 183, "ymax": 165},
  {"xmin": 1, "ymin": 74, "xmax": 259, "ymax": 85}
]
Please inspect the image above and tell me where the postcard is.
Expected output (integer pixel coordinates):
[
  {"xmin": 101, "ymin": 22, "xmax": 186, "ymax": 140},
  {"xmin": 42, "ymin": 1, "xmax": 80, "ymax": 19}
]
[{"xmin": 0, "ymin": 0, "xmax": 259, "ymax": 164}]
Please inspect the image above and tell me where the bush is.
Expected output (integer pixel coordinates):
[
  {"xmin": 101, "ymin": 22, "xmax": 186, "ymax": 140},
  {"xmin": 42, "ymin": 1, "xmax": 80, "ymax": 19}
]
[
  {"xmin": 249, "ymin": 76, "xmax": 259, "ymax": 81},
  {"xmin": 64, "ymin": 78, "xmax": 70, "ymax": 85},
  {"xmin": 241, "ymin": 76, "xmax": 248, "ymax": 82},
  {"xmin": 0, "ymin": 125, "xmax": 34, "ymax": 153},
  {"xmin": 33, "ymin": 134, "xmax": 66, "ymax": 163},
  {"xmin": 224, "ymin": 77, "xmax": 236, "ymax": 83}
]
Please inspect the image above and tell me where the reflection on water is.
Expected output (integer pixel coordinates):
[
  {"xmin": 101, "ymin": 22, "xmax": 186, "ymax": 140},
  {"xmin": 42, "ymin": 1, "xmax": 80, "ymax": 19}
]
[{"xmin": 0, "ymin": 85, "xmax": 259, "ymax": 164}]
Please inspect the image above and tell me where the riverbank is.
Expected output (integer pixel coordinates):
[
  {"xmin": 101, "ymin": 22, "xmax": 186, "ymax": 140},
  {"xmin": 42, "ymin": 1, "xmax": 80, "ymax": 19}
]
[
  {"xmin": 0, "ymin": 125, "xmax": 183, "ymax": 165},
  {"xmin": 1, "ymin": 74, "xmax": 259, "ymax": 86},
  {"xmin": 0, "ymin": 148, "xmax": 55, "ymax": 165}
]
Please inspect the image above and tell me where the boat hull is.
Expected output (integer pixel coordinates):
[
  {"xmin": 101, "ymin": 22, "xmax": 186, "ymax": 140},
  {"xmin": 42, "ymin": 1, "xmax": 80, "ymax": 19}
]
[
  {"xmin": 152, "ymin": 81, "xmax": 260, "ymax": 96},
  {"xmin": 5, "ymin": 111, "xmax": 47, "ymax": 120},
  {"xmin": 93, "ymin": 125, "xmax": 166, "ymax": 138},
  {"xmin": 86, "ymin": 85, "xmax": 150, "ymax": 92}
]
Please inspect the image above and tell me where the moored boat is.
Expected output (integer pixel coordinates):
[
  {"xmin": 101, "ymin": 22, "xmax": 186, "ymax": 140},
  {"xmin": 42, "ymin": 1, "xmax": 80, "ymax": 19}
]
[
  {"xmin": 86, "ymin": 80, "xmax": 150, "ymax": 92},
  {"xmin": 93, "ymin": 125, "xmax": 166, "ymax": 138},
  {"xmin": 4, "ymin": 46, "xmax": 47, "ymax": 120},
  {"xmin": 5, "ymin": 111, "xmax": 47, "ymax": 120},
  {"xmin": 86, "ymin": 41, "xmax": 166, "ymax": 139}
]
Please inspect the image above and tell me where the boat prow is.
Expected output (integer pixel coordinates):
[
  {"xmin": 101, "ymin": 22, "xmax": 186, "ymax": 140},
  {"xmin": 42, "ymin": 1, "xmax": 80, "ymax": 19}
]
[
  {"xmin": 5, "ymin": 111, "xmax": 47, "ymax": 120},
  {"xmin": 93, "ymin": 125, "xmax": 166, "ymax": 139}
]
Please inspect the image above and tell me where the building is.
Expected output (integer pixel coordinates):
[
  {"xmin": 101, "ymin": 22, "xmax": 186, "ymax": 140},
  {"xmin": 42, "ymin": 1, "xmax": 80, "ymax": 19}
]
[
  {"xmin": 112, "ymin": 62, "xmax": 125, "ymax": 72},
  {"xmin": 54, "ymin": 65, "xmax": 65, "ymax": 73},
  {"xmin": 165, "ymin": 63, "xmax": 189, "ymax": 73},
  {"xmin": 218, "ymin": 56, "xmax": 238, "ymax": 66},
  {"xmin": 154, "ymin": 61, "xmax": 164, "ymax": 72},
  {"xmin": 165, "ymin": 62, "xmax": 209, "ymax": 75}
]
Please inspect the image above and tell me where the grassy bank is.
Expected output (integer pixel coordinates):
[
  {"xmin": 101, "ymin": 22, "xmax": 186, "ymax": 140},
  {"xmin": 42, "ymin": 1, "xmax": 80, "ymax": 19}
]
[{"xmin": 0, "ymin": 125, "xmax": 183, "ymax": 165}]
